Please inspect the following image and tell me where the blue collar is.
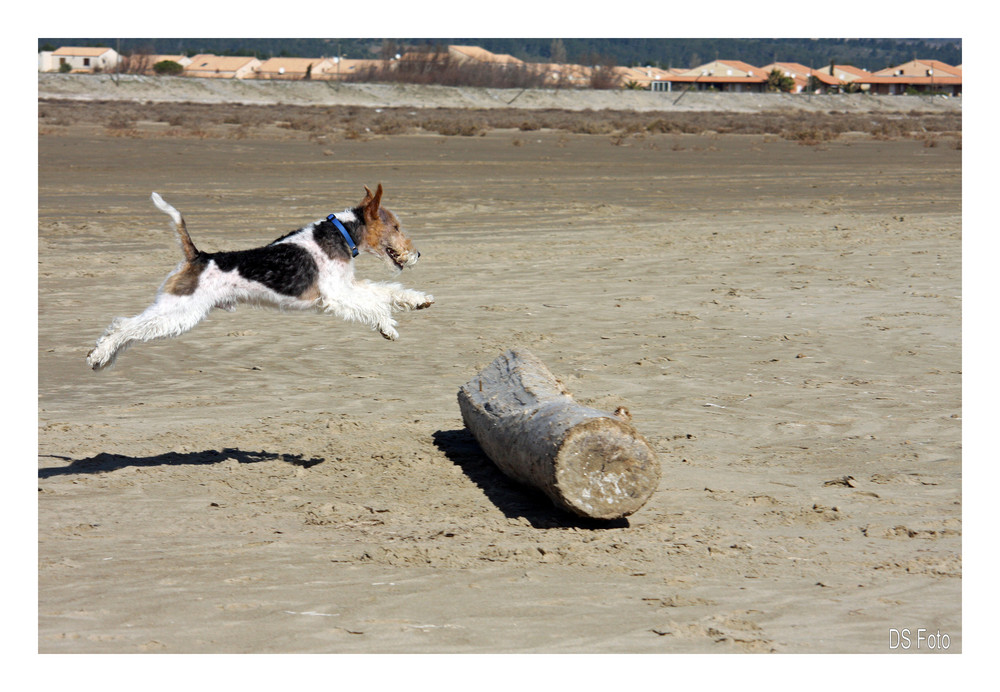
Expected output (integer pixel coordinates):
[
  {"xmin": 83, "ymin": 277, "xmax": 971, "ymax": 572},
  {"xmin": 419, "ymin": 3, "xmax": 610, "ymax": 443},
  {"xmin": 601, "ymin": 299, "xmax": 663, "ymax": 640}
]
[{"xmin": 327, "ymin": 214, "xmax": 359, "ymax": 257}]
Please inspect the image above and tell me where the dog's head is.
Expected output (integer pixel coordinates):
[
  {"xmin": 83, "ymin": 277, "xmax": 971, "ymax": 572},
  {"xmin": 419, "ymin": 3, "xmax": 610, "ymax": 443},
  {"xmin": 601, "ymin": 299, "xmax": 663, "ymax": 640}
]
[{"xmin": 359, "ymin": 184, "xmax": 420, "ymax": 272}]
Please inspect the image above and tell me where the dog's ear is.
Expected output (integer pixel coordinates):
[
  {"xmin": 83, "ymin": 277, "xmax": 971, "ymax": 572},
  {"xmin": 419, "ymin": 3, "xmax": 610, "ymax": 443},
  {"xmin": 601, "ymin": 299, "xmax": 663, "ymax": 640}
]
[{"xmin": 362, "ymin": 184, "xmax": 383, "ymax": 218}]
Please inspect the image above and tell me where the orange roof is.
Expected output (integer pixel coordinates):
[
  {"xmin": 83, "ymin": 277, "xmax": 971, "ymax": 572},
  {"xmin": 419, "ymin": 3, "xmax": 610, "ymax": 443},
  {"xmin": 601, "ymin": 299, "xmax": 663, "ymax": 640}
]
[
  {"xmin": 808, "ymin": 64, "xmax": 871, "ymax": 84},
  {"xmin": 917, "ymin": 59, "xmax": 961, "ymax": 76},
  {"xmin": 809, "ymin": 71, "xmax": 842, "ymax": 86},
  {"xmin": 449, "ymin": 45, "xmax": 523, "ymax": 64},
  {"xmin": 52, "ymin": 46, "xmax": 115, "ymax": 57},
  {"xmin": 717, "ymin": 59, "xmax": 764, "ymax": 75},
  {"xmin": 186, "ymin": 54, "xmax": 259, "ymax": 72},
  {"xmin": 760, "ymin": 62, "xmax": 814, "ymax": 77},
  {"xmin": 829, "ymin": 64, "xmax": 871, "ymax": 78},
  {"xmin": 873, "ymin": 59, "xmax": 961, "ymax": 77}
]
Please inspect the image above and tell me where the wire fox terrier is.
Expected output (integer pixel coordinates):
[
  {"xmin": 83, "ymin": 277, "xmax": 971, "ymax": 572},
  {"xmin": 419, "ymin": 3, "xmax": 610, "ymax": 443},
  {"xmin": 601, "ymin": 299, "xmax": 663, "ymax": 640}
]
[{"xmin": 86, "ymin": 184, "xmax": 433, "ymax": 371}]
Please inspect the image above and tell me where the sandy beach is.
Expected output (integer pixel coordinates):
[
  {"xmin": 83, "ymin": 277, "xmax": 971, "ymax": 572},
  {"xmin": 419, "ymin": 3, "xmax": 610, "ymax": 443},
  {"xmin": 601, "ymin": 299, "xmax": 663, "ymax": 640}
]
[{"xmin": 38, "ymin": 80, "xmax": 961, "ymax": 653}]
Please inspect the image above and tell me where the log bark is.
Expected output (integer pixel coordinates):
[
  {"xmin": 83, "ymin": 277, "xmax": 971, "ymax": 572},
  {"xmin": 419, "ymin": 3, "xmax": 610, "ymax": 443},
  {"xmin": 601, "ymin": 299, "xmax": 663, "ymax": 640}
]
[{"xmin": 457, "ymin": 349, "xmax": 661, "ymax": 519}]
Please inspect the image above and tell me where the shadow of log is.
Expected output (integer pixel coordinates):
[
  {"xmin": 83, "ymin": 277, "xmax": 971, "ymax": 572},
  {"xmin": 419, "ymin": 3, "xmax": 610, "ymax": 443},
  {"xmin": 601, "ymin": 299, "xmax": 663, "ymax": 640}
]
[
  {"xmin": 432, "ymin": 429, "xmax": 628, "ymax": 530},
  {"xmin": 38, "ymin": 447, "xmax": 324, "ymax": 479}
]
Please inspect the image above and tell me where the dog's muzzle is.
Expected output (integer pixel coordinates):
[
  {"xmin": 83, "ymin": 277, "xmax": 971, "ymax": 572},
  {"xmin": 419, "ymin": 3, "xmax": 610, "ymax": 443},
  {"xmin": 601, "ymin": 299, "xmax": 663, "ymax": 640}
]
[{"xmin": 387, "ymin": 248, "xmax": 420, "ymax": 269}]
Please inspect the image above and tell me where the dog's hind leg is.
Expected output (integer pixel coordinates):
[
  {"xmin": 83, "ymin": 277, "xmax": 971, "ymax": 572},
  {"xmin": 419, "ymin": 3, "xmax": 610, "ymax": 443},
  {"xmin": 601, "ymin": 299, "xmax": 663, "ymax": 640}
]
[{"xmin": 87, "ymin": 293, "xmax": 214, "ymax": 371}]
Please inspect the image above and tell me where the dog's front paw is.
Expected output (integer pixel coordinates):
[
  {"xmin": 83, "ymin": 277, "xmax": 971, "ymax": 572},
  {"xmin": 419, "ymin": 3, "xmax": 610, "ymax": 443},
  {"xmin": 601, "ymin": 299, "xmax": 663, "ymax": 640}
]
[
  {"xmin": 392, "ymin": 289, "xmax": 434, "ymax": 312},
  {"xmin": 86, "ymin": 347, "xmax": 111, "ymax": 371},
  {"xmin": 378, "ymin": 319, "xmax": 399, "ymax": 341}
]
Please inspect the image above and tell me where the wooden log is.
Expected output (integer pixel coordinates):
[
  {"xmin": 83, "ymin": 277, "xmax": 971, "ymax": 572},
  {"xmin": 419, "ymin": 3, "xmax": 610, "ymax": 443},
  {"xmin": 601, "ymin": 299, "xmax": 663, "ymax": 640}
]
[{"xmin": 457, "ymin": 349, "xmax": 661, "ymax": 519}]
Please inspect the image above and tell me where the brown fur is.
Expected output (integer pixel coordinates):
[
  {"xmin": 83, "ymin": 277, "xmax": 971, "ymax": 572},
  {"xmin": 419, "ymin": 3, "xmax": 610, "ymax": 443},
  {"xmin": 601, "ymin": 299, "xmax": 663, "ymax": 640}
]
[
  {"xmin": 297, "ymin": 284, "xmax": 321, "ymax": 302},
  {"xmin": 361, "ymin": 185, "xmax": 417, "ymax": 262},
  {"xmin": 163, "ymin": 260, "xmax": 206, "ymax": 296},
  {"xmin": 174, "ymin": 215, "xmax": 199, "ymax": 263}
]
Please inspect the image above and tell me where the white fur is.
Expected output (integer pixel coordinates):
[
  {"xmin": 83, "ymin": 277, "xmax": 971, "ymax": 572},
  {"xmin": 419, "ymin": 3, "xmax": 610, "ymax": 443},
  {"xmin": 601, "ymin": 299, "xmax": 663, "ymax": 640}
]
[{"xmin": 150, "ymin": 192, "xmax": 182, "ymax": 227}]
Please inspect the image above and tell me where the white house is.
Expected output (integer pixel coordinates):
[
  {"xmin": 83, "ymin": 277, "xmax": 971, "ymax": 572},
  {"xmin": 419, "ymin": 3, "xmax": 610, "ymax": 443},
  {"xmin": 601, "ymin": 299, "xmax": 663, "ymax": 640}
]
[{"xmin": 44, "ymin": 46, "xmax": 121, "ymax": 72}]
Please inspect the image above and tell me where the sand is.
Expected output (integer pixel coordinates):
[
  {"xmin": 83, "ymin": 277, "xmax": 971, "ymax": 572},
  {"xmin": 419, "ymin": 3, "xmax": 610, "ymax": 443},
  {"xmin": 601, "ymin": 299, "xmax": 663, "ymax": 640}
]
[{"xmin": 37, "ymin": 87, "xmax": 961, "ymax": 654}]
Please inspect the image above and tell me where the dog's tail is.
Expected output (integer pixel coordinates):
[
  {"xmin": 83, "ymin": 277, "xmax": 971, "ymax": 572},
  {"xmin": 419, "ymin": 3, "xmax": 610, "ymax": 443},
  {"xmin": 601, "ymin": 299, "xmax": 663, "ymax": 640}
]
[{"xmin": 151, "ymin": 192, "xmax": 199, "ymax": 262}]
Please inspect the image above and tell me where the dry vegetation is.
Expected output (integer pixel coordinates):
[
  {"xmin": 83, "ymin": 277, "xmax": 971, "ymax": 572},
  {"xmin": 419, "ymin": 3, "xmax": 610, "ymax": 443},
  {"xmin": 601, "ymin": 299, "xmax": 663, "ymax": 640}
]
[
  {"xmin": 344, "ymin": 51, "xmax": 552, "ymax": 89},
  {"xmin": 39, "ymin": 98, "xmax": 962, "ymax": 146}
]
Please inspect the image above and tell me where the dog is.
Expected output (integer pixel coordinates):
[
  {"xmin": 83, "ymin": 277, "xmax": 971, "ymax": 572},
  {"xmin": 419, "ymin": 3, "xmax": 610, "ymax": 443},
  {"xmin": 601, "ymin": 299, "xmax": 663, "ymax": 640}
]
[{"xmin": 86, "ymin": 184, "xmax": 433, "ymax": 371}]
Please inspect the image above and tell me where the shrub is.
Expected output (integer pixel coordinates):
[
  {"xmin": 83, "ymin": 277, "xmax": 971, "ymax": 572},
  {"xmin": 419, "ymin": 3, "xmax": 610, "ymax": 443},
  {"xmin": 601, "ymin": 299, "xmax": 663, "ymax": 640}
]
[
  {"xmin": 767, "ymin": 69, "xmax": 796, "ymax": 93},
  {"xmin": 153, "ymin": 60, "xmax": 184, "ymax": 76}
]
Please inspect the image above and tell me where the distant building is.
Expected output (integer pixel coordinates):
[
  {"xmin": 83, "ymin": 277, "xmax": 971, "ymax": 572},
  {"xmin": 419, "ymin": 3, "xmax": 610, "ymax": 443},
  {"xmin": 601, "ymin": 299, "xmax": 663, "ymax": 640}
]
[
  {"xmin": 613, "ymin": 65, "xmax": 679, "ymax": 90},
  {"xmin": 872, "ymin": 59, "xmax": 961, "ymax": 78},
  {"xmin": 663, "ymin": 60, "xmax": 768, "ymax": 92},
  {"xmin": 42, "ymin": 46, "xmax": 120, "ymax": 73},
  {"xmin": 857, "ymin": 60, "xmax": 961, "ymax": 95},
  {"xmin": 809, "ymin": 64, "xmax": 872, "ymax": 92},
  {"xmin": 256, "ymin": 57, "xmax": 336, "ymax": 80},
  {"xmin": 184, "ymin": 54, "xmax": 261, "ymax": 79},
  {"xmin": 759, "ymin": 62, "xmax": 815, "ymax": 93},
  {"xmin": 35, "ymin": 43, "xmax": 963, "ymax": 97},
  {"xmin": 327, "ymin": 58, "xmax": 384, "ymax": 80}
]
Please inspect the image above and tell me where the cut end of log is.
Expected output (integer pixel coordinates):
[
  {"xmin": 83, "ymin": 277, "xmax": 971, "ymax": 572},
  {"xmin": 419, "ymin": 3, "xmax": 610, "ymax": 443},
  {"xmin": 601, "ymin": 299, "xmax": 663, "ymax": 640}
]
[{"xmin": 554, "ymin": 417, "xmax": 660, "ymax": 519}]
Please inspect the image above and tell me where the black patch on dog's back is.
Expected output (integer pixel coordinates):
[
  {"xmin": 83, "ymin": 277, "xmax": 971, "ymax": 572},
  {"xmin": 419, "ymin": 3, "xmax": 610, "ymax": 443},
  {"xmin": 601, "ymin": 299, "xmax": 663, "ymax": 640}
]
[{"xmin": 211, "ymin": 244, "xmax": 318, "ymax": 297}]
